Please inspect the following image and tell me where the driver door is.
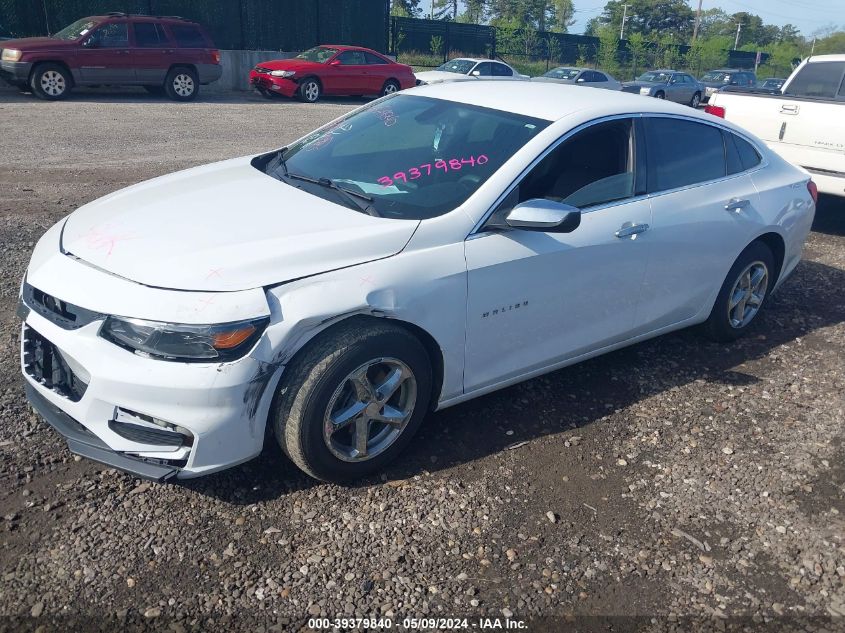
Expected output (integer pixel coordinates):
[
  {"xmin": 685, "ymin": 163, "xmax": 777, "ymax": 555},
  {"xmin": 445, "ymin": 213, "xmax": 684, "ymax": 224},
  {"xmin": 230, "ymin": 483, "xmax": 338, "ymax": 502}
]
[
  {"xmin": 464, "ymin": 117, "xmax": 653, "ymax": 393},
  {"xmin": 78, "ymin": 20, "xmax": 134, "ymax": 83}
]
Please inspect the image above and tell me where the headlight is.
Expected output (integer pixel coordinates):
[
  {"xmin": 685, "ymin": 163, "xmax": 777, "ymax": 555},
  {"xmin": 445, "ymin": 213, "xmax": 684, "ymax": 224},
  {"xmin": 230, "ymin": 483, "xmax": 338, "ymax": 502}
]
[
  {"xmin": 706, "ymin": 87, "xmax": 716, "ymax": 94},
  {"xmin": 270, "ymin": 70, "xmax": 295, "ymax": 78},
  {"xmin": 1, "ymin": 49, "xmax": 22, "ymax": 62},
  {"xmin": 639, "ymin": 87, "xmax": 651, "ymax": 95},
  {"xmin": 100, "ymin": 316, "xmax": 269, "ymax": 362}
]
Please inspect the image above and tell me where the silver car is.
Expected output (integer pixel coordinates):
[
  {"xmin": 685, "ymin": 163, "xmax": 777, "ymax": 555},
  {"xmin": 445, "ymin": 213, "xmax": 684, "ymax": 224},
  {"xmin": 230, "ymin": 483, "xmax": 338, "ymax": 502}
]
[
  {"xmin": 531, "ymin": 67, "xmax": 622, "ymax": 90},
  {"xmin": 622, "ymin": 70, "xmax": 703, "ymax": 107}
]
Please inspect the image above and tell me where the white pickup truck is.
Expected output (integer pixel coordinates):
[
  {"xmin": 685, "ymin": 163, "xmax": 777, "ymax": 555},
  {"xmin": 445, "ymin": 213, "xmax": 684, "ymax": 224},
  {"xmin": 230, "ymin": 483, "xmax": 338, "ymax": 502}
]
[{"xmin": 706, "ymin": 55, "xmax": 845, "ymax": 198}]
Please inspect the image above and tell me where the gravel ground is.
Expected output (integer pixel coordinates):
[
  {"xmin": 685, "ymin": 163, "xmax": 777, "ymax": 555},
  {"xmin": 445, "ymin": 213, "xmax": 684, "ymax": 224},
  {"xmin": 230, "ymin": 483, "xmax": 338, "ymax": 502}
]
[{"xmin": 0, "ymin": 85, "xmax": 843, "ymax": 633}]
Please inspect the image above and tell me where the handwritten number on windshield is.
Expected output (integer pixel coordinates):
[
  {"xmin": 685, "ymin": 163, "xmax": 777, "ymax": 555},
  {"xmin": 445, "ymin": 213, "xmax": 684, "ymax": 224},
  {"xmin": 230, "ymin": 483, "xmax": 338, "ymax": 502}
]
[{"xmin": 378, "ymin": 155, "xmax": 488, "ymax": 187}]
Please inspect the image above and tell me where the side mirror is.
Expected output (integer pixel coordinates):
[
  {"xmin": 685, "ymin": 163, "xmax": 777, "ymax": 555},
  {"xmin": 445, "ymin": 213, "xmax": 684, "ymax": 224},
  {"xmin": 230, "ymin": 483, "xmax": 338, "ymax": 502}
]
[
  {"xmin": 576, "ymin": 77, "xmax": 586, "ymax": 82},
  {"xmin": 504, "ymin": 199, "xmax": 581, "ymax": 233},
  {"xmin": 82, "ymin": 37, "xmax": 97, "ymax": 48},
  {"xmin": 470, "ymin": 70, "xmax": 480, "ymax": 76},
  {"xmin": 329, "ymin": 59, "xmax": 341, "ymax": 66}
]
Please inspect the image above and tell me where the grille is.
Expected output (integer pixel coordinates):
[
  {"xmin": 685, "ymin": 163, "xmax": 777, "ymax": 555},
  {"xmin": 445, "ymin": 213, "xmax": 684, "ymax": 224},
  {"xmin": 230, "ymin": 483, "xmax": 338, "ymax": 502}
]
[
  {"xmin": 22, "ymin": 282, "xmax": 103, "ymax": 330},
  {"xmin": 23, "ymin": 326, "xmax": 89, "ymax": 402},
  {"xmin": 108, "ymin": 420, "xmax": 186, "ymax": 447}
]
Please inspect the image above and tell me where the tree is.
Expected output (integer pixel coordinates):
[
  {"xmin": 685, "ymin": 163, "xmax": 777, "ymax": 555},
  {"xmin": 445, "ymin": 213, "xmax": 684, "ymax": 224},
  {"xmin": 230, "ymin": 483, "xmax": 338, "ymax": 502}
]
[
  {"xmin": 592, "ymin": 0, "xmax": 694, "ymax": 39},
  {"xmin": 391, "ymin": 0, "xmax": 422, "ymax": 17},
  {"xmin": 626, "ymin": 31, "xmax": 649, "ymax": 77},
  {"xmin": 597, "ymin": 25, "xmax": 621, "ymax": 75},
  {"xmin": 458, "ymin": 0, "xmax": 487, "ymax": 23},
  {"xmin": 433, "ymin": 0, "xmax": 459, "ymax": 20},
  {"xmin": 551, "ymin": 0, "xmax": 576, "ymax": 33}
]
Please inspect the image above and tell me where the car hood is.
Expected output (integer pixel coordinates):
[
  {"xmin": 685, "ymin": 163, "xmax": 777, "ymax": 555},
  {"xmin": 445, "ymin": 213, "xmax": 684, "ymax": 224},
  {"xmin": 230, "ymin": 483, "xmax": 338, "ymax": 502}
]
[
  {"xmin": 257, "ymin": 58, "xmax": 327, "ymax": 72},
  {"xmin": 530, "ymin": 76, "xmax": 574, "ymax": 83},
  {"xmin": 60, "ymin": 157, "xmax": 420, "ymax": 292},
  {"xmin": 414, "ymin": 70, "xmax": 473, "ymax": 84},
  {"xmin": 622, "ymin": 81, "xmax": 664, "ymax": 89},
  {"xmin": 1, "ymin": 36, "xmax": 78, "ymax": 51}
]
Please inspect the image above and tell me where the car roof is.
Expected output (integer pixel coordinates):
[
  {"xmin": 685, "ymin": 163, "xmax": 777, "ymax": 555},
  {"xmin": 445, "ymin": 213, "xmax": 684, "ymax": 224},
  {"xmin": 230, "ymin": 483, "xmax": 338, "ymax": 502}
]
[
  {"xmin": 707, "ymin": 68, "xmax": 741, "ymax": 72},
  {"xmin": 320, "ymin": 44, "xmax": 381, "ymax": 54},
  {"xmin": 89, "ymin": 14, "xmax": 201, "ymax": 25},
  {"xmin": 807, "ymin": 54, "xmax": 845, "ymax": 63},
  {"xmin": 409, "ymin": 81, "xmax": 713, "ymax": 122}
]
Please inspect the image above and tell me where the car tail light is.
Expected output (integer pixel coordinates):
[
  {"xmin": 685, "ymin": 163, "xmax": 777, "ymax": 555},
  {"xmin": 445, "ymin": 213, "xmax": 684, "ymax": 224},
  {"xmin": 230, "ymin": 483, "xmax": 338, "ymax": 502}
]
[
  {"xmin": 807, "ymin": 180, "xmax": 818, "ymax": 204},
  {"xmin": 211, "ymin": 50, "xmax": 221, "ymax": 64},
  {"xmin": 704, "ymin": 104, "xmax": 726, "ymax": 118}
]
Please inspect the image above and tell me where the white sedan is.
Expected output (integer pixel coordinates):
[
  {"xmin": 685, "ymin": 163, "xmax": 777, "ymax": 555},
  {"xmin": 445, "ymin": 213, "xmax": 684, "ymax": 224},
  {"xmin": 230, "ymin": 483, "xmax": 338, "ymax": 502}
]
[
  {"xmin": 415, "ymin": 57, "xmax": 528, "ymax": 84},
  {"xmin": 20, "ymin": 83, "xmax": 816, "ymax": 483}
]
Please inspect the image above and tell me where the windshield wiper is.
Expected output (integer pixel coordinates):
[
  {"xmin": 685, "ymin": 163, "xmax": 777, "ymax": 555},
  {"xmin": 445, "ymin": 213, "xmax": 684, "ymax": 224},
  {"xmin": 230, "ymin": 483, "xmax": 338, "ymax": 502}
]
[
  {"xmin": 285, "ymin": 173, "xmax": 380, "ymax": 217},
  {"xmin": 266, "ymin": 147, "xmax": 289, "ymax": 178}
]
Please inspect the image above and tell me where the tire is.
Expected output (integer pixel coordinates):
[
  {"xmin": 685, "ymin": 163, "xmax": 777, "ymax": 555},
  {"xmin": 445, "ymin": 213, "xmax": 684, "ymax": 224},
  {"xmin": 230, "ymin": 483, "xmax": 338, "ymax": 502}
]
[
  {"xmin": 272, "ymin": 318, "xmax": 432, "ymax": 483},
  {"xmin": 381, "ymin": 79, "xmax": 401, "ymax": 97},
  {"xmin": 30, "ymin": 63, "xmax": 72, "ymax": 100},
  {"xmin": 654, "ymin": 91, "xmax": 665, "ymax": 99},
  {"xmin": 164, "ymin": 67, "xmax": 199, "ymax": 102},
  {"xmin": 704, "ymin": 241, "xmax": 775, "ymax": 342},
  {"xmin": 690, "ymin": 91, "xmax": 701, "ymax": 108},
  {"xmin": 144, "ymin": 85, "xmax": 164, "ymax": 96},
  {"xmin": 298, "ymin": 78, "xmax": 321, "ymax": 103}
]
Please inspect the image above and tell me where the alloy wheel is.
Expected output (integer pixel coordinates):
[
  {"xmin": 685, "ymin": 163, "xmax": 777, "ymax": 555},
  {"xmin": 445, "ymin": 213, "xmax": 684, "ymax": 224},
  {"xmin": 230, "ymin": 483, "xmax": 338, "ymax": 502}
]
[
  {"xmin": 304, "ymin": 81, "xmax": 319, "ymax": 102},
  {"xmin": 173, "ymin": 74, "xmax": 195, "ymax": 97},
  {"xmin": 383, "ymin": 82, "xmax": 399, "ymax": 95},
  {"xmin": 323, "ymin": 358, "xmax": 417, "ymax": 462},
  {"xmin": 727, "ymin": 261, "xmax": 768, "ymax": 328},
  {"xmin": 40, "ymin": 70, "xmax": 66, "ymax": 97}
]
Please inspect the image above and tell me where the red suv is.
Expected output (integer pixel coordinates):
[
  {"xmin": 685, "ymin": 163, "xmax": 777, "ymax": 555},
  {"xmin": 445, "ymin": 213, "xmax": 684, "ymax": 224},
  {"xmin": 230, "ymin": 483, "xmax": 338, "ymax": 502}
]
[{"xmin": 0, "ymin": 13, "xmax": 221, "ymax": 101}]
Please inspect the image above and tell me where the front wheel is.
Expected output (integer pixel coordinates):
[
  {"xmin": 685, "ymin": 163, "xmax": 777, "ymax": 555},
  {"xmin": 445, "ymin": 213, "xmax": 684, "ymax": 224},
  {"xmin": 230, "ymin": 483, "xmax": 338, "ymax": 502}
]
[
  {"xmin": 164, "ymin": 67, "xmax": 199, "ymax": 101},
  {"xmin": 298, "ymin": 78, "xmax": 321, "ymax": 103},
  {"xmin": 273, "ymin": 319, "xmax": 432, "ymax": 482},
  {"xmin": 654, "ymin": 91, "xmax": 665, "ymax": 99},
  {"xmin": 381, "ymin": 79, "xmax": 401, "ymax": 96},
  {"xmin": 30, "ymin": 63, "xmax": 72, "ymax": 100},
  {"xmin": 690, "ymin": 92, "xmax": 701, "ymax": 108},
  {"xmin": 704, "ymin": 241, "xmax": 775, "ymax": 342}
]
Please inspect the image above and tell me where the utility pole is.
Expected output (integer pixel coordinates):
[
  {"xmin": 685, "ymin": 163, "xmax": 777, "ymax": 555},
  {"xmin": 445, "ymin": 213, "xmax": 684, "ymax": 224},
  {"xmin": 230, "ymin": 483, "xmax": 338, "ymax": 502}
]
[
  {"xmin": 810, "ymin": 37, "xmax": 816, "ymax": 56},
  {"xmin": 620, "ymin": 4, "xmax": 629, "ymax": 40},
  {"xmin": 734, "ymin": 22, "xmax": 742, "ymax": 49},
  {"xmin": 692, "ymin": 0, "xmax": 703, "ymax": 43}
]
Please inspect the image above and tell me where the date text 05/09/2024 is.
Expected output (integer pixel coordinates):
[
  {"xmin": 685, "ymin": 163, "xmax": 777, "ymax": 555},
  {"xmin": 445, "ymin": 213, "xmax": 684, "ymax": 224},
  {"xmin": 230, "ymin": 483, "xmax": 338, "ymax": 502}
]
[{"xmin": 307, "ymin": 616, "xmax": 528, "ymax": 630}]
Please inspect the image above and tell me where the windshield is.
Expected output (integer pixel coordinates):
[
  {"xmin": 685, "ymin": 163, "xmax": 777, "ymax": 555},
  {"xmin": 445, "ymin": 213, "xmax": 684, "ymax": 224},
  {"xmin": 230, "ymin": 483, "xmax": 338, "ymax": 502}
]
[
  {"xmin": 637, "ymin": 72, "xmax": 670, "ymax": 83},
  {"xmin": 53, "ymin": 18, "xmax": 99, "ymax": 40},
  {"xmin": 762, "ymin": 79, "xmax": 783, "ymax": 88},
  {"xmin": 435, "ymin": 59, "xmax": 476, "ymax": 74},
  {"xmin": 257, "ymin": 95, "xmax": 549, "ymax": 220},
  {"xmin": 544, "ymin": 68, "xmax": 580, "ymax": 80},
  {"xmin": 701, "ymin": 71, "xmax": 731, "ymax": 82},
  {"xmin": 295, "ymin": 46, "xmax": 338, "ymax": 63}
]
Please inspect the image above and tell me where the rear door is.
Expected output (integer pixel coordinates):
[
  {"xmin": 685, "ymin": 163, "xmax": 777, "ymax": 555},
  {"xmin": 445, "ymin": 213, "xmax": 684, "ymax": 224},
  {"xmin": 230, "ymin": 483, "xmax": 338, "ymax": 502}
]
[
  {"xmin": 637, "ymin": 116, "xmax": 761, "ymax": 330},
  {"xmin": 131, "ymin": 21, "xmax": 171, "ymax": 85},
  {"xmin": 78, "ymin": 20, "xmax": 134, "ymax": 83}
]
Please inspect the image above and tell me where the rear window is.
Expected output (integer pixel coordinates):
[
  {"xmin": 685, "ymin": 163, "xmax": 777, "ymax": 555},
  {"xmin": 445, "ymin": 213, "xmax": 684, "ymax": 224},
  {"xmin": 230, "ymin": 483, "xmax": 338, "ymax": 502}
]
[
  {"xmin": 785, "ymin": 61, "xmax": 845, "ymax": 99},
  {"xmin": 492, "ymin": 63, "xmax": 512, "ymax": 77},
  {"xmin": 645, "ymin": 118, "xmax": 726, "ymax": 192},
  {"xmin": 365, "ymin": 52, "xmax": 387, "ymax": 65},
  {"xmin": 133, "ymin": 22, "xmax": 167, "ymax": 47},
  {"xmin": 170, "ymin": 24, "xmax": 206, "ymax": 48}
]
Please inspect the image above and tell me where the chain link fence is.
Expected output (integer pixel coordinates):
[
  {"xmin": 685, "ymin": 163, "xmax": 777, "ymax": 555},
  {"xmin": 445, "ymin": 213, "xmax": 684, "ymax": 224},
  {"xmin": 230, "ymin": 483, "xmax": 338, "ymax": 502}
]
[{"xmin": 0, "ymin": 0, "xmax": 390, "ymax": 51}]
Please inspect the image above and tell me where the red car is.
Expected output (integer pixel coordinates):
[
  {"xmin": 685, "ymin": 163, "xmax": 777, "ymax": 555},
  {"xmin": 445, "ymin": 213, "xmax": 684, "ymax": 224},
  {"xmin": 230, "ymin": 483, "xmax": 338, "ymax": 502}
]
[
  {"xmin": 249, "ymin": 45, "xmax": 415, "ymax": 103},
  {"xmin": 0, "ymin": 13, "xmax": 221, "ymax": 101}
]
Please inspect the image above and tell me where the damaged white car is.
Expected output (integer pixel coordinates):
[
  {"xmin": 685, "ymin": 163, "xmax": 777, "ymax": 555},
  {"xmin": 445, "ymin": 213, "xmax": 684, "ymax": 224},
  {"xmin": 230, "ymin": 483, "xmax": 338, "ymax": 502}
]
[{"xmin": 20, "ymin": 82, "xmax": 816, "ymax": 482}]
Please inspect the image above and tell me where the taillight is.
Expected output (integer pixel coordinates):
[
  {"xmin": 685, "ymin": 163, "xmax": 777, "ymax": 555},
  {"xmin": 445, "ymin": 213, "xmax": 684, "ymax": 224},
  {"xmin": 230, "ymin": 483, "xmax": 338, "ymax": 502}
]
[
  {"xmin": 807, "ymin": 180, "xmax": 818, "ymax": 204},
  {"xmin": 704, "ymin": 104, "xmax": 726, "ymax": 118},
  {"xmin": 211, "ymin": 50, "xmax": 221, "ymax": 64}
]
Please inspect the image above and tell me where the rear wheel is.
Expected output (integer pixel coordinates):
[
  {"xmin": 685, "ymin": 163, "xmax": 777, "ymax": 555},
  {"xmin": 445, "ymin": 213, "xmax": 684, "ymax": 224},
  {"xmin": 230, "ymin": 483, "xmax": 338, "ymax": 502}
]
[
  {"xmin": 704, "ymin": 241, "xmax": 775, "ymax": 342},
  {"xmin": 381, "ymin": 79, "xmax": 401, "ymax": 96},
  {"xmin": 30, "ymin": 63, "xmax": 72, "ymax": 100},
  {"xmin": 164, "ymin": 67, "xmax": 199, "ymax": 101},
  {"xmin": 272, "ymin": 319, "xmax": 432, "ymax": 482},
  {"xmin": 298, "ymin": 78, "xmax": 321, "ymax": 103},
  {"xmin": 654, "ymin": 91, "xmax": 665, "ymax": 99}
]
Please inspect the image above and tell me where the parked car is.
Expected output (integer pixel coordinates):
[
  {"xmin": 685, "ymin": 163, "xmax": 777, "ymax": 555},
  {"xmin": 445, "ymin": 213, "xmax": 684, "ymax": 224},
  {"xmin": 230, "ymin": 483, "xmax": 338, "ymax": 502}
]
[
  {"xmin": 699, "ymin": 68, "xmax": 757, "ymax": 102},
  {"xmin": 249, "ymin": 45, "xmax": 415, "ymax": 103},
  {"xmin": 758, "ymin": 77, "xmax": 786, "ymax": 91},
  {"xmin": 20, "ymin": 83, "xmax": 815, "ymax": 483},
  {"xmin": 707, "ymin": 55, "xmax": 845, "ymax": 198},
  {"xmin": 0, "ymin": 13, "xmax": 220, "ymax": 101},
  {"xmin": 622, "ymin": 70, "xmax": 703, "ymax": 107},
  {"xmin": 531, "ymin": 66, "xmax": 621, "ymax": 90},
  {"xmin": 414, "ymin": 58, "xmax": 528, "ymax": 84}
]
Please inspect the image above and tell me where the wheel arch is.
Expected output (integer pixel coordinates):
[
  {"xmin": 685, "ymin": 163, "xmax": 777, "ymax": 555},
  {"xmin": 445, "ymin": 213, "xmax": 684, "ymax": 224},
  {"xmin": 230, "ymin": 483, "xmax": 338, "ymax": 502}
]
[
  {"xmin": 29, "ymin": 60, "xmax": 75, "ymax": 86},
  {"xmin": 167, "ymin": 63, "xmax": 198, "ymax": 76},
  {"xmin": 753, "ymin": 231, "xmax": 786, "ymax": 286}
]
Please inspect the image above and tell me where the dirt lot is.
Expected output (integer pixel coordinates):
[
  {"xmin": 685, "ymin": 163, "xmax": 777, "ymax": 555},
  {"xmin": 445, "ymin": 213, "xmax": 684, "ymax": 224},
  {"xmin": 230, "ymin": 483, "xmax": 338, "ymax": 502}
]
[{"xmin": 0, "ymin": 86, "xmax": 843, "ymax": 633}]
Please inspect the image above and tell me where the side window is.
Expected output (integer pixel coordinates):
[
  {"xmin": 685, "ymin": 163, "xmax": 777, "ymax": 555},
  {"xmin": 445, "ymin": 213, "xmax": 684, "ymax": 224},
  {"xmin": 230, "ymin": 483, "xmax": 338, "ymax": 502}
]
[
  {"xmin": 644, "ymin": 118, "xmax": 726, "ymax": 192},
  {"xmin": 734, "ymin": 134, "xmax": 762, "ymax": 170},
  {"xmin": 592, "ymin": 72, "xmax": 608, "ymax": 82},
  {"xmin": 785, "ymin": 61, "xmax": 845, "ymax": 99},
  {"xmin": 492, "ymin": 63, "xmax": 513, "ymax": 77},
  {"xmin": 724, "ymin": 131, "xmax": 744, "ymax": 175},
  {"xmin": 336, "ymin": 51, "xmax": 366, "ymax": 65},
  {"xmin": 514, "ymin": 119, "xmax": 635, "ymax": 209},
  {"xmin": 170, "ymin": 24, "xmax": 206, "ymax": 48},
  {"xmin": 88, "ymin": 22, "xmax": 128, "ymax": 48},
  {"xmin": 364, "ymin": 52, "xmax": 387, "ymax": 65},
  {"xmin": 474, "ymin": 62, "xmax": 493, "ymax": 76},
  {"xmin": 133, "ymin": 23, "xmax": 166, "ymax": 48}
]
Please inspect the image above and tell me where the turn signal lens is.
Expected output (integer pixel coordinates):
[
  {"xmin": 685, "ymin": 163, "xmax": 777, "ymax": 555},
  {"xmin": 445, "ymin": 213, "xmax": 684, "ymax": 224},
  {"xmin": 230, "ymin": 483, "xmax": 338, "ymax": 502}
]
[
  {"xmin": 704, "ymin": 105, "xmax": 726, "ymax": 118},
  {"xmin": 212, "ymin": 324, "xmax": 257, "ymax": 349}
]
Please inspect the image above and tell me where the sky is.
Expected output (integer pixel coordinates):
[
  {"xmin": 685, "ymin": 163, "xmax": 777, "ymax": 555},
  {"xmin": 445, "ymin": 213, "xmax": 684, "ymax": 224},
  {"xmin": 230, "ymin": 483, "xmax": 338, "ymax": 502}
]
[{"xmin": 567, "ymin": 0, "xmax": 845, "ymax": 37}]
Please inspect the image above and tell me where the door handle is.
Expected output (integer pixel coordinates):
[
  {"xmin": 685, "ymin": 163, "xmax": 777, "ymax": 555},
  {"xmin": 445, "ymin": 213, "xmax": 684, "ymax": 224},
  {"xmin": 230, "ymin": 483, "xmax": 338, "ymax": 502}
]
[
  {"xmin": 725, "ymin": 198, "xmax": 750, "ymax": 212},
  {"xmin": 780, "ymin": 104, "xmax": 799, "ymax": 115},
  {"xmin": 615, "ymin": 223, "xmax": 649, "ymax": 238}
]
